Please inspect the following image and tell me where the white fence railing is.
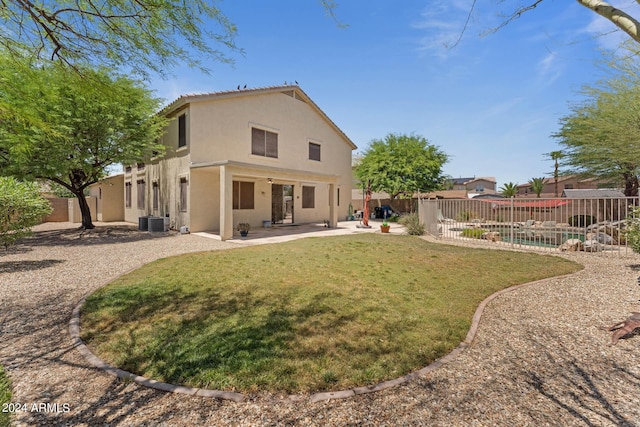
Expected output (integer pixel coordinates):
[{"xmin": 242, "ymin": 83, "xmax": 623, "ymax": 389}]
[{"xmin": 418, "ymin": 197, "xmax": 640, "ymax": 256}]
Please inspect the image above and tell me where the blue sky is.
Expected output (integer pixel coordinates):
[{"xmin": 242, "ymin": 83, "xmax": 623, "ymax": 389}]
[{"xmin": 149, "ymin": 0, "xmax": 635, "ymax": 188}]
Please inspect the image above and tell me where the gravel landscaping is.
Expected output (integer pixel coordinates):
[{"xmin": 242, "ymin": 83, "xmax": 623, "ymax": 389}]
[{"xmin": 1, "ymin": 222, "xmax": 640, "ymax": 426}]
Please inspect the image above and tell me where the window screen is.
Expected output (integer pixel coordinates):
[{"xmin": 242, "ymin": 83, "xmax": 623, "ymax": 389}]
[
  {"xmin": 302, "ymin": 186, "xmax": 315, "ymax": 209},
  {"xmin": 233, "ymin": 181, "xmax": 254, "ymax": 209},
  {"xmin": 125, "ymin": 182, "xmax": 132, "ymax": 208},
  {"xmin": 251, "ymin": 127, "xmax": 278, "ymax": 158},
  {"xmin": 309, "ymin": 143, "xmax": 321, "ymax": 161},
  {"xmin": 178, "ymin": 114, "xmax": 187, "ymax": 148},
  {"xmin": 136, "ymin": 180, "xmax": 145, "ymax": 209}
]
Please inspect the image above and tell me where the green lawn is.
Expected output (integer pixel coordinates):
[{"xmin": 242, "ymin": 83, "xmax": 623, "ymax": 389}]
[
  {"xmin": 0, "ymin": 366, "xmax": 12, "ymax": 427},
  {"xmin": 81, "ymin": 234, "xmax": 581, "ymax": 394}
]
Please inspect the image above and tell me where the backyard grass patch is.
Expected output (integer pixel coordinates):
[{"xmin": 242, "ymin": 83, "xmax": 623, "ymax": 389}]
[
  {"xmin": 81, "ymin": 234, "xmax": 581, "ymax": 394},
  {"xmin": 0, "ymin": 366, "xmax": 12, "ymax": 427}
]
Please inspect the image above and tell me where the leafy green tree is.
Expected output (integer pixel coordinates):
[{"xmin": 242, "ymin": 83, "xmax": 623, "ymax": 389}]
[
  {"xmin": 529, "ymin": 177, "xmax": 545, "ymax": 198},
  {"xmin": 0, "ymin": 177, "xmax": 52, "ymax": 249},
  {"xmin": 500, "ymin": 182, "xmax": 519, "ymax": 198},
  {"xmin": 0, "ymin": 1, "xmax": 239, "ymax": 77},
  {"xmin": 355, "ymin": 133, "xmax": 448, "ymax": 199},
  {"xmin": 553, "ymin": 51, "xmax": 640, "ymax": 196},
  {"xmin": 0, "ymin": 1, "xmax": 342, "ymax": 76},
  {"xmin": 0, "ymin": 60, "xmax": 166, "ymax": 229}
]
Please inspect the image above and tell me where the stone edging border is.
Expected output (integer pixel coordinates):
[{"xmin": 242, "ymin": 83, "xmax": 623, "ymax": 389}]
[{"xmin": 69, "ymin": 271, "xmax": 579, "ymax": 404}]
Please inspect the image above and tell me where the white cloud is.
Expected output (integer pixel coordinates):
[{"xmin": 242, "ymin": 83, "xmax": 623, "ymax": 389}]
[
  {"xmin": 411, "ymin": 0, "xmax": 475, "ymax": 58},
  {"xmin": 477, "ymin": 97, "xmax": 526, "ymax": 122},
  {"xmin": 536, "ymin": 51, "xmax": 563, "ymax": 85}
]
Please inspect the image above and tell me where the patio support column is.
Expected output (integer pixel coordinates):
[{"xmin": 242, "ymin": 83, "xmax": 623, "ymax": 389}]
[
  {"xmin": 219, "ymin": 165, "xmax": 233, "ymax": 240},
  {"xmin": 329, "ymin": 183, "xmax": 337, "ymax": 227}
]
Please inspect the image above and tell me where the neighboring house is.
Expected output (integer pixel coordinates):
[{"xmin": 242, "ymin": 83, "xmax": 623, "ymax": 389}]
[
  {"xmin": 447, "ymin": 177, "xmax": 497, "ymax": 194},
  {"xmin": 121, "ymin": 85, "xmax": 356, "ymax": 240},
  {"xmin": 516, "ymin": 175, "xmax": 617, "ymax": 197}
]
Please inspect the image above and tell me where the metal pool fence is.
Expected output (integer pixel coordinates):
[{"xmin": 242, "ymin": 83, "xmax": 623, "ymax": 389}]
[{"xmin": 418, "ymin": 197, "xmax": 640, "ymax": 256}]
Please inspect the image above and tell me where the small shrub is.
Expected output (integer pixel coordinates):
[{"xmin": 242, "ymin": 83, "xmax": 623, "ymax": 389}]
[
  {"xmin": 398, "ymin": 213, "xmax": 425, "ymax": 235},
  {"xmin": 322, "ymin": 370, "xmax": 338, "ymax": 385},
  {"xmin": 626, "ymin": 207, "xmax": 640, "ymax": 253},
  {"xmin": 456, "ymin": 210, "xmax": 475, "ymax": 221},
  {"xmin": 461, "ymin": 228, "xmax": 487, "ymax": 239},
  {"xmin": 0, "ymin": 177, "xmax": 52, "ymax": 249}
]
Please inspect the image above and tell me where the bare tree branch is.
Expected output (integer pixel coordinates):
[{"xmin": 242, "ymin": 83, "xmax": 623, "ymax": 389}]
[
  {"xmin": 486, "ymin": 0, "xmax": 545, "ymax": 36},
  {"xmin": 449, "ymin": 0, "xmax": 477, "ymax": 49}
]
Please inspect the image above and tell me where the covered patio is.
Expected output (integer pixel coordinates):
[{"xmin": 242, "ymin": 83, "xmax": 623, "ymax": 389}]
[{"xmin": 189, "ymin": 160, "xmax": 343, "ymax": 240}]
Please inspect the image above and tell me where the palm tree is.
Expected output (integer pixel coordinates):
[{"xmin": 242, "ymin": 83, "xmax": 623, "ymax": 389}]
[
  {"xmin": 548, "ymin": 151, "xmax": 564, "ymax": 198},
  {"xmin": 529, "ymin": 177, "xmax": 545, "ymax": 198},
  {"xmin": 499, "ymin": 182, "xmax": 519, "ymax": 198}
]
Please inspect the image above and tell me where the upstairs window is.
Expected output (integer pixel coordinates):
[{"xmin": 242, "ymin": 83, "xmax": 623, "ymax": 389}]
[
  {"xmin": 309, "ymin": 142, "xmax": 321, "ymax": 161},
  {"xmin": 251, "ymin": 127, "xmax": 278, "ymax": 158},
  {"xmin": 178, "ymin": 114, "xmax": 187, "ymax": 148}
]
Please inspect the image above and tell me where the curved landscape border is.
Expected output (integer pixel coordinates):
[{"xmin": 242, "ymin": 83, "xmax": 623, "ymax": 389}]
[{"xmin": 69, "ymin": 270, "xmax": 580, "ymax": 403}]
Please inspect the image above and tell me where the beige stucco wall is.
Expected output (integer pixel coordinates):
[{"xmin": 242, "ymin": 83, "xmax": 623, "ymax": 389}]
[
  {"xmin": 68, "ymin": 197, "xmax": 97, "ymax": 223},
  {"xmin": 189, "ymin": 93, "xmax": 346, "ymax": 168},
  {"xmin": 89, "ymin": 174, "xmax": 125, "ymax": 222},
  {"xmin": 189, "ymin": 167, "xmax": 220, "ymax": 232}
]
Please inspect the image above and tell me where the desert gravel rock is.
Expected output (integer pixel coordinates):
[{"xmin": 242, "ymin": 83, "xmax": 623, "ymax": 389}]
[{"xmin": 1, "ymin": 222, "xmax": 640, "ymax": 426}]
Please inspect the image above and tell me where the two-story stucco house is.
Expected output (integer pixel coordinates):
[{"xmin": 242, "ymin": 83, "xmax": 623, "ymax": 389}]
[{"xmin": 123, "ymin": 85, "xmax": 356, "ymax": 240}]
